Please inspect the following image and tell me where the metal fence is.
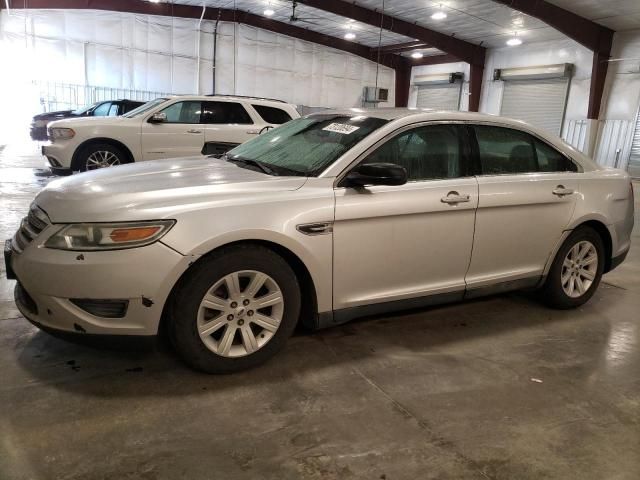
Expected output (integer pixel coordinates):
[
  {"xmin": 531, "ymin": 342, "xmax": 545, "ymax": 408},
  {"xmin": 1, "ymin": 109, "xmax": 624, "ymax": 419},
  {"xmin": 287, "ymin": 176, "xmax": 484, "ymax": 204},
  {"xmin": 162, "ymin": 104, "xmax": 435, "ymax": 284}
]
[{"xmin": 34, "ymin": 81, "xmax": 172, "ymax": 113}]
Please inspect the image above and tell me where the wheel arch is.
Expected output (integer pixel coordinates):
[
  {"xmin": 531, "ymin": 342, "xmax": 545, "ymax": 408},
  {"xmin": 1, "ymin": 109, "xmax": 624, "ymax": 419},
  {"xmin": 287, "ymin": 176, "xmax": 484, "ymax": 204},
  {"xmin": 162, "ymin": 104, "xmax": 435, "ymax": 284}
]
[
  {"xmin": 71, "ymin": 137, "xmax": 135, "ymax": 170},
  {"xmin": 577, "ymin": 220, "xmax": 613, "ymax": 273},
  {"xmin": 159, "ymin": 239, "xmax": 320, "ymax": 338}
]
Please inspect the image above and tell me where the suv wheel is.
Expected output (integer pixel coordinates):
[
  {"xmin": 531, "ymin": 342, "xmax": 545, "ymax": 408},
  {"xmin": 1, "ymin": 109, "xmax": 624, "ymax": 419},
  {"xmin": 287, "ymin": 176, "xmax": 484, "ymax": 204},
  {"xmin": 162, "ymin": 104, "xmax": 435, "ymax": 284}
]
[
  {"xmin": 540, "ymin": 226, "xmax": 604, "ymax": 309},
  {"xmin": 75, "ymin": 143, "xmax": 129, "ymax": 172},
  {"xmin": 168, "ymin": 245, "xmax": 301, "ymax": 373}
]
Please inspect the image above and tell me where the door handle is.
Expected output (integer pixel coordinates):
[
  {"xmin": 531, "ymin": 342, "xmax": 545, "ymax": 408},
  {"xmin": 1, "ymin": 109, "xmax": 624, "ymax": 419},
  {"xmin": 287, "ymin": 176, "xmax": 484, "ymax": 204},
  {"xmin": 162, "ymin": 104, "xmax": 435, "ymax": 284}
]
[
  {"xmin": 441, "ymin": 191, "xmax": 471, "ymax": 204},
  {"xmin": 186, "ymin": 129, "xmax": 202, "ymax": 134},
  {"xmin": 552, "ymin": 185, "xmax": 574, "ymax": 196},
  {"xmin": 246, "ymin": 129, "xmax": 260, "ymax": 135}
]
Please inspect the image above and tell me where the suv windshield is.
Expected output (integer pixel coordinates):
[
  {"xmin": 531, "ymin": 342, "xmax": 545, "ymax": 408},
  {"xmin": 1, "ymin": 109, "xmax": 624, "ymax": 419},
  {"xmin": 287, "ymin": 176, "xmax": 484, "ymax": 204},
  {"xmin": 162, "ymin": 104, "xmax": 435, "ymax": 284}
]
[
  {"xmin": 123, "ymin": 98, "xmax": 169, "ymax": 118},
  {"xmin": 226, "ymin": 114, "xmax": 389, "ymax": 176}
]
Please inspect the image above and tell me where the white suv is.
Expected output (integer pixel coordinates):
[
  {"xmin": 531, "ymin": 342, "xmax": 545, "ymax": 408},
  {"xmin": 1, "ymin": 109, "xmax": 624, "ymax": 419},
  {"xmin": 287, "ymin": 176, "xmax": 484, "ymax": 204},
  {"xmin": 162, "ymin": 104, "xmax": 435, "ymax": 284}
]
[{"xmin": 42, "ymin": 95, "xmax": 300, "ymax": 174}]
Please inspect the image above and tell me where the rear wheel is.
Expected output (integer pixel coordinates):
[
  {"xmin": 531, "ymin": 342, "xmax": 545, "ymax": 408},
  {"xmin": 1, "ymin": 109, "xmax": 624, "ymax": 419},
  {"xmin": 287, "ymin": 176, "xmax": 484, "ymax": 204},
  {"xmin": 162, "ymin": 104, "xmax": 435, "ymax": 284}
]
[
  {"xmin": 540, "ymin": 227, "xmax": 604, "ymax": 309},
  {"xmin": 74, "ymin": 143, "xmax": 129, "ymax": 172},
  {"xmin": 167, "ymin": 245, "xmax": 301, "ymax": 373}
]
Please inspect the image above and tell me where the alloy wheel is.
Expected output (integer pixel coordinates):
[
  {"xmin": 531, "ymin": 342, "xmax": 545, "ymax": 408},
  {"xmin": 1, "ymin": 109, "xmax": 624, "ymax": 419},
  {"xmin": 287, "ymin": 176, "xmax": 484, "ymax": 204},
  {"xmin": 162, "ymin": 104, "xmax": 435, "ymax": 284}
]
[
  {"xmin": 86, "ymin": 150, "xmax": 121, "ymax": 170},
  {"xmin": 561, "ymin": 240, "xmax": 598, "ymax": 298},
  {"xmin": 197, "ymin": 270, "xmax": 284, "ymax": 357}
]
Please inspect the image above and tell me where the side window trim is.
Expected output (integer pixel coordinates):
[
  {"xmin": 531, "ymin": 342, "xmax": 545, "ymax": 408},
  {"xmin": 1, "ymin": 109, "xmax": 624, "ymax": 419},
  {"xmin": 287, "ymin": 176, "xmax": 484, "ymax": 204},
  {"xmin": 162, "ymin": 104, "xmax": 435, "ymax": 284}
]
[
  {"xmin": 334, "ymin": 121, "xmax": 473, "ymax": 188},
  {"xmin": 468, "ymin": 123, "xmax": 581, "ymax": 176}
]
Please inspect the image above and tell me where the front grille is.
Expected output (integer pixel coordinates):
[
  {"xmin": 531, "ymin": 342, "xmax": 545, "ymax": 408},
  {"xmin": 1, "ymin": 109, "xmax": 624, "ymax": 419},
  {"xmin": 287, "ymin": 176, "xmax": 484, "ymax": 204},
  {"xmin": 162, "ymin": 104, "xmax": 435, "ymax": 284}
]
[
  {"xmin": 15, "ymin": 283, "xmax": 38, "ymax": 316},
  {"xmin": 11, "ymin": 204, "xmax": 50, "ymax": 254},
  {"xmin": 70, "ymin": 299, "xmax": 129, "ymax": 318}
]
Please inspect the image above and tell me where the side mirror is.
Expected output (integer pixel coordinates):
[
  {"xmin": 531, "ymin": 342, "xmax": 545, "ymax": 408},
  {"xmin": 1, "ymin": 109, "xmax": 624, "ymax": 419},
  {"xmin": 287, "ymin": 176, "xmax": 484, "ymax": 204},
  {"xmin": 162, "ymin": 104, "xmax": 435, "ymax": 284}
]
[
  {"xmin": 343, "ymin": 162, "xmax": 408, "ymax": 188},
  {"xmin": 148, "ymin": 112, "xmax": 167, "ymax": 124}
]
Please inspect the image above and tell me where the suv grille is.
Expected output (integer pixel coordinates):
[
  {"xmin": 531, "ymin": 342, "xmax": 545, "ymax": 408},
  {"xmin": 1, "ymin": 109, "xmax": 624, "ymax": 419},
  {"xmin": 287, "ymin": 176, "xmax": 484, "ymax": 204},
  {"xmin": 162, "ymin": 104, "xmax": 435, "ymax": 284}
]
[{"xmin": 12, "ymin": 204, "xmax": 50, "ymax": 254}]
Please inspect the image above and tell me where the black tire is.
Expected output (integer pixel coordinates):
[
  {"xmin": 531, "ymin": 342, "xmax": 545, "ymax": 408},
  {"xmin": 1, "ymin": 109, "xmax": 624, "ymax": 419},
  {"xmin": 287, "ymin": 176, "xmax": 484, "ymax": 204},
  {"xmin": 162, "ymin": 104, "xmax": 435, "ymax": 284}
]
[
  {"xmin": 167, "ymin": 245, "xmax": 301, "ymax": 374},
  {"xmin": 539, "ymin": 226, "xmax": 605, "ymax": 309},
  {"xmin": 73, "ymin": 142, "xmax": 130, "ymax": 172}
]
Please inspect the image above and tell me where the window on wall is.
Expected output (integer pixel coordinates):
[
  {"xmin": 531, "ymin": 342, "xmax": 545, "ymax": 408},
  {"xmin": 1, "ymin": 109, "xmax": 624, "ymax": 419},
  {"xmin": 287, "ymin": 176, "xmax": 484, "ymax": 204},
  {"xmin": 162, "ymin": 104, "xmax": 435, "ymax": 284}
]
[
  {"xmin": 364, "ymin": 124, "xmax": 467, "ymax": 181},
  {"xmin": 474, "ymin": 125, "xmax": 577, "ymax": 174}
]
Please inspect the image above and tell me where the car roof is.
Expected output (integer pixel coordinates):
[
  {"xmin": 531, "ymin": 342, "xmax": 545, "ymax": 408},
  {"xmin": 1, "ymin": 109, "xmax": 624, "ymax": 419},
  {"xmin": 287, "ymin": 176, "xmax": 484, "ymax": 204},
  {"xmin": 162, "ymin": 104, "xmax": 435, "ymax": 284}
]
[{"xmin": 162, "ymin": 95, "xmax": 292, "ymax": 105}]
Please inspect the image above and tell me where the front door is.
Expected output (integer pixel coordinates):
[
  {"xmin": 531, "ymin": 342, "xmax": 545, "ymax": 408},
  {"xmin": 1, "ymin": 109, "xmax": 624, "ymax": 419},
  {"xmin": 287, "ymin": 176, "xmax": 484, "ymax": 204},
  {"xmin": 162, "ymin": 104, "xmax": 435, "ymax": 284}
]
[
  {"xmin": 333, "ymin": 123, "xmax": 478, "ymax": 310},
  {"xmin": 141, "ymin": 100, "xmax": 204, "ymax": 160},
  {"xmin": 465, "ymin": 124, "xmax": 580, "ymax": 288}
]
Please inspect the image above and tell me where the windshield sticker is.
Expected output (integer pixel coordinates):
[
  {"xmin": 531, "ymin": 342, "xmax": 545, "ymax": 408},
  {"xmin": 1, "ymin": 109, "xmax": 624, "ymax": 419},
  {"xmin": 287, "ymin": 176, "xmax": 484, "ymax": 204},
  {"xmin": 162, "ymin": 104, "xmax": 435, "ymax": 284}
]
[{"xmin": 322, "ymin": 123, "xmax": 360, "ymax": 134}]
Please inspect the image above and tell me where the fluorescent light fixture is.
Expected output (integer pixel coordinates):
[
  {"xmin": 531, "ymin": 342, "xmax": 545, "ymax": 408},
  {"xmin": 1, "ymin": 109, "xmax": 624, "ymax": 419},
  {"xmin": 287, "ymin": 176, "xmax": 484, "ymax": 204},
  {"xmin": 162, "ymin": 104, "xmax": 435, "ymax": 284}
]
[
  {"xmin": 344, "ymin": 32, "xmax": 356, "ymax": 40},
  {"xmin": 263, "ymin": 8, "xmax": 275, "ymax": 16},
  {"xmin": 431, "ymin": 11, "xmax": 447, "ymax": 20},
  {"xmin": 506, "ymin": 32, "xmax": 522, "ymax": 46},
  {"xmin": 411, "ymin": 52, "xmax": 424, "ymax": 59}
]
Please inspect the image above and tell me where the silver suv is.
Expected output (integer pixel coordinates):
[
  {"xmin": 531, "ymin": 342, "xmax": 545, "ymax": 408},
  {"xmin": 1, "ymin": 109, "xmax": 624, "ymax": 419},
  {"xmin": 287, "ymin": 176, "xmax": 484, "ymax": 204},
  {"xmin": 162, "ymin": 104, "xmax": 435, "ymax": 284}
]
[{"xmin": 6, "ymin": 109, "xmax": 634, "ymax": 373}]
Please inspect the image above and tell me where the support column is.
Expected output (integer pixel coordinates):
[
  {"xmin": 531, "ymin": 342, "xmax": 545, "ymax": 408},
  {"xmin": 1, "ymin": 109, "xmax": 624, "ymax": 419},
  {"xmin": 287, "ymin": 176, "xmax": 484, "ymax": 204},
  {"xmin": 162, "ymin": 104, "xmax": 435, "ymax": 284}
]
[
  {"xmin": 394, "ymin": 63, "xmax": 411, "ymax": 108},
  {"xmin": 468, "ymin": 63, "xmax": 484, "ymax": 113}
]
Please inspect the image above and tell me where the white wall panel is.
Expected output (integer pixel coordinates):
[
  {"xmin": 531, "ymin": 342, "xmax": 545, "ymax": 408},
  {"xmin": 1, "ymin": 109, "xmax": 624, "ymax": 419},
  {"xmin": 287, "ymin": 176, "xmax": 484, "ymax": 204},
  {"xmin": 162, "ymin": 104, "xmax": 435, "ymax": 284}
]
[
  {"xmin": 594, "ymin": 119, "xmax": 635, "ymax": 168},
  {"xmin": 563, "ymin": 119, "xmax": 589, "ymax": 153}
]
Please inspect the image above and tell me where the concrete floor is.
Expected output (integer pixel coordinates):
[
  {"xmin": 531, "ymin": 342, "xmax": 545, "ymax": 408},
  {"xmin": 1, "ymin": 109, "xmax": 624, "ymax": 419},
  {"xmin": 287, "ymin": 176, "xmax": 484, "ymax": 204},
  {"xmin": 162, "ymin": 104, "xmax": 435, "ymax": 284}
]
[{"xmin": 1, "ymin": 142, "xmax": 639, "ymax": 480}]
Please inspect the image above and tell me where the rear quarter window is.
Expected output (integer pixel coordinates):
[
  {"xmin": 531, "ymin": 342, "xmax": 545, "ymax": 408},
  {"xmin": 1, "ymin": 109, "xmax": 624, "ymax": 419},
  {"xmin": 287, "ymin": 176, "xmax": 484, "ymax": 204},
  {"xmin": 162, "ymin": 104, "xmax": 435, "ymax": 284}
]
[{"xmin": 252, "ymin": 105, "xmax": 293, "ymax": 124}]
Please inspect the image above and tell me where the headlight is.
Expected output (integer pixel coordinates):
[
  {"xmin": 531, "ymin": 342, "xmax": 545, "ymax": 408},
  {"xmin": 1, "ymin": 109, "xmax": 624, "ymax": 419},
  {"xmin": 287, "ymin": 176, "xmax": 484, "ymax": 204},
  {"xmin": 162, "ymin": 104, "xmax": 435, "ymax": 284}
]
[
  {"xmin": 48, "ymin": 127, "xmax": 75, "ymax": 140},
  {"xmin": 44, "ymin": 220, "xmax": 175, "ymax": 251}
]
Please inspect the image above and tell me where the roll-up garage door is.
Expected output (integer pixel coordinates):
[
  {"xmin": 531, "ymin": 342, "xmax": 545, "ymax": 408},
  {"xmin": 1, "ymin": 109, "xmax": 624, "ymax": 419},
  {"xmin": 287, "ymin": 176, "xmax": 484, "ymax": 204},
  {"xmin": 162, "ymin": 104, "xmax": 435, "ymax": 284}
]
[
  {"xmin": 628, "ymin": 110, "xmax": 640, "ymax": 178},
  {"xmin": 500, "ymin": 78, "xmax": 569, "ymax": 135},
  {"xmin": 416, "ymin": 83, "xmax": 462, "ymax": 110}
]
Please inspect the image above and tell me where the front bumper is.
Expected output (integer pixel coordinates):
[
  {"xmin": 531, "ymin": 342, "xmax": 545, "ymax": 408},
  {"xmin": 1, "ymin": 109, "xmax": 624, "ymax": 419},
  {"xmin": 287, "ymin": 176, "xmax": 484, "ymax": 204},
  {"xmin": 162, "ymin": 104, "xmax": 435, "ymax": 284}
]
[
  {"xmin": 42, "ymin": 142, "xmax": 74, "ymax": 170},
  {"xmin": 8, "ymin": 238, "xmax": 194, "ymax": 336}
]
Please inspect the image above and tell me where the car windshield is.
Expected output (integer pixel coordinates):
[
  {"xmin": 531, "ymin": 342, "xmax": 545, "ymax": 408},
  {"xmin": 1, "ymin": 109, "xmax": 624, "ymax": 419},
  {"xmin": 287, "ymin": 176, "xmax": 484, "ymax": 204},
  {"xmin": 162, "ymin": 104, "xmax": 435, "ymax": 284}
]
[
  {"xmin": 226, "ymin": 114, "xmax": 389, "ymax": 176},
  {"xmin": 122, "ymin": 98, "xmax": 169, "ymax": 118},
  {"xmin": 72, "ymin": 103, "xmax": 99, "ymax": 115}
]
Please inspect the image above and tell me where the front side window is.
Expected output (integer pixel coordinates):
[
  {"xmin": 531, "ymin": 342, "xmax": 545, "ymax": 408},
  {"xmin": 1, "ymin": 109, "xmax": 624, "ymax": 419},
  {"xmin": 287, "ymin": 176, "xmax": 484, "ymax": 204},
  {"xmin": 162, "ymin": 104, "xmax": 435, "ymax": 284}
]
[
  {"xmin": 363, "ymin": 124, "xmax": 467, "ymax": 181},
  {"xmin": 160, "ymin": 101, "xmax": 202, "ymax": 124},
  {"xmin": 202, "ymin": 101, "xmax": 253, "ymax": 124},
  {"xmin": 252, "ymin": 104, "xmax": 293, "ymax": 124},
  {"xmin": 474, "ymin": 125, "xmax": 537, "ymax": 174},
  {"xmin": 227, "ymin": 114, "xmax": 388, "ymax": 176},
  {"xmin": 92, "ymin": 102, "xmax": 112, "ymax": 117},
  {"xmin": 108, "ymin": 103, "xmax": 119, "ymax": 116}
]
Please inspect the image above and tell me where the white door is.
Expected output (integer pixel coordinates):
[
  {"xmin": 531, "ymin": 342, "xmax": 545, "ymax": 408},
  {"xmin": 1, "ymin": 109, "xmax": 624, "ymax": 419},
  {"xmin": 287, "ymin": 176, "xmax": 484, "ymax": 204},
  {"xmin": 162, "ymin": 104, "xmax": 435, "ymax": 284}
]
[
  {"xmin": 333, "ymin": 123, "xmax": 478, "ymax": 310},
  {"xmin": 465, "ymin": 124, "xmax": 580, "ymax": 288},
  {"xmin": 416, "ymin": 83, "xmax": 461, "ymax": 110},
  {"xmin": 141, "ymin": 100, "xmax": 204, "ymax": 160}
]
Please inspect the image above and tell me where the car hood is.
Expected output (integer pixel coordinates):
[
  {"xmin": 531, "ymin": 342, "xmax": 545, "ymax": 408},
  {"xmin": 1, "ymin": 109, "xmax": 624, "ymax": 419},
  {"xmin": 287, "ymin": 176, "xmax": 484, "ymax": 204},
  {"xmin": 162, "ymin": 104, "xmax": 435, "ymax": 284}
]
[
  {"xmin": 48, "ymin": 116, "xmax": 134, "ymax": 129},
  {"xmin": 36, "ymin": 157, "xmax": 308, "ymax": 223},
  {"xmin": 32, "ymin": 110, "xmax": 76, "ymax": 121}
]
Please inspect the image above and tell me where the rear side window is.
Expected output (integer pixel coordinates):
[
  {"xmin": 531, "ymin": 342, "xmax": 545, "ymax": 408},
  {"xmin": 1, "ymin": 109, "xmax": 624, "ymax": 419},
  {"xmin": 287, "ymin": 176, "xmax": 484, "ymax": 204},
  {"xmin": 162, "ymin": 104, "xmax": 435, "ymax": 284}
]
[
  {"xmin": 202, "ymin": 101, "xmax": 253, "ymax": 124},
  {"xmin": 474, "ymin": 125, "xmax": 538, "ymax": 174},
  {"xmin": 252, "ymin": 104, "xmax": 292, "ymax": 124},
  {"xmin": 535, "ymin": 139, "xmax": 577, "ymax": 172}
]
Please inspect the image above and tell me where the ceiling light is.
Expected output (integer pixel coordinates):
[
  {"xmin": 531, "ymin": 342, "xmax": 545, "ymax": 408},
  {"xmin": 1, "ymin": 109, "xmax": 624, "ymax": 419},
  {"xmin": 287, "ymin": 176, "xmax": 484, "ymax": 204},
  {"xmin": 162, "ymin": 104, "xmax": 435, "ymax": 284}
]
[
  {"xmin": 431, "ymin": 11, "xmax": 447, "ymax": 20},
  {"xmin": 263, "ymin": 8, "xmax": 275, "ymax": 16},
  {"xmin": 506, "ymin": 32, "xmax": 522, "ymax": 46},
  {"xmin": 411, "ymin": 52, "xmax": 424, "ymax": 59},
  {"xmin": 344, "ymin": 32, "xmax": 356, "ymax": 40}
]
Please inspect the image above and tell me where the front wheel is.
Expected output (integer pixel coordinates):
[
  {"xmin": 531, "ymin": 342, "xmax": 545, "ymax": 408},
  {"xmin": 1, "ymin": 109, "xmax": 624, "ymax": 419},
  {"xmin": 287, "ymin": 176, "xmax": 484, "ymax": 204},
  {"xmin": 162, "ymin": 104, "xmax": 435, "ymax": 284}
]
[
  {"xmin": 75, "ymin": 143, "xmax": 129, "ymax": 172},
  {"xmin": 167, "ymin": 245, "xmax": 301, "ymax": 373},
  {"xmin": 540, "ymin": 226, "xmax": 605, "ymax": 309}
]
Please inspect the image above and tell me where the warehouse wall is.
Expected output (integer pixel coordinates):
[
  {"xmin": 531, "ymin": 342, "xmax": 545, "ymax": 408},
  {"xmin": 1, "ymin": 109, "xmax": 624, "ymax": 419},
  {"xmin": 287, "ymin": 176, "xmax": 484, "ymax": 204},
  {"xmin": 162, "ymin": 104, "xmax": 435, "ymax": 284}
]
[
  {"xmin": 0, "ymin": 9, "xmax": 395, "ymax": 108},
  {"xmin": 409, "ymin": 61, "xmax": 471, "ymax": 111}
]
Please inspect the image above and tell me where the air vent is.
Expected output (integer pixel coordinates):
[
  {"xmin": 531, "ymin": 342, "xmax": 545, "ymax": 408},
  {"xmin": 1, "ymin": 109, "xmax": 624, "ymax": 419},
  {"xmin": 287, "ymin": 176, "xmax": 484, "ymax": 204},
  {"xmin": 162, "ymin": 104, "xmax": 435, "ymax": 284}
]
[{"xmin": 70, "ymin": 299, "xmax": 129, "ymax": 318}]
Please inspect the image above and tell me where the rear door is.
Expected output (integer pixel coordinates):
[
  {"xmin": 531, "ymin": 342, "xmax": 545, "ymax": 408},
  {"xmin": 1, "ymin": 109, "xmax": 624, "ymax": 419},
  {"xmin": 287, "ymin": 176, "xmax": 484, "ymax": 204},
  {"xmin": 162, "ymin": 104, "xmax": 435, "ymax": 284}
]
[
  {"xmin": 465, "ymin": 124, "xmax": 580, "ymax": 289},
  {"xmin": 201, "ymin": 101, "xmax": 256, "ymax": 153},
  {"xmin": 141, "ymin": 100, "xmax": 204, "ymax": 160}
]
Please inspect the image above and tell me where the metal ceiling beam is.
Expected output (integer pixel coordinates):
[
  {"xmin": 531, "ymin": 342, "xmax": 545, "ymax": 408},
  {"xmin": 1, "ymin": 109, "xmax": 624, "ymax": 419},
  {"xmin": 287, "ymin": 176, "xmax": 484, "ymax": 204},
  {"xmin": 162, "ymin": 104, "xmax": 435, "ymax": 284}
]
[
  {"xmin": 297, "ymin": 0, "xmax": 485, "ymax": 66},
  {"xmin": 377, "ymin": 41, "xmax": 430, "ymax": 54},
  {"xmin": 409, "ymin": 54, "xmax": 461, "ymax": 67},
  {"xmin": 492, "ymin": 0, "xmax": 614, "ymax": 119}
]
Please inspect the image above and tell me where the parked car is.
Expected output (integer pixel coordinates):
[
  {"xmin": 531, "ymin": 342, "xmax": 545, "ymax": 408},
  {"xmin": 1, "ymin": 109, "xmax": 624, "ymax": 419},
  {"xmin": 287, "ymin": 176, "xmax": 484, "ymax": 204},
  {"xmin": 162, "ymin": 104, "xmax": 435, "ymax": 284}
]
[
  {"xmin": 30, "ymin": 100, "xmax": 145, "ymax": 141},
  {"xmin": 6, "ymin": 110, "xmax": 634, "ymax": 373},
  {"xmin": 42, "ymin": 95, "xmax": 300, "ymax": 174}
]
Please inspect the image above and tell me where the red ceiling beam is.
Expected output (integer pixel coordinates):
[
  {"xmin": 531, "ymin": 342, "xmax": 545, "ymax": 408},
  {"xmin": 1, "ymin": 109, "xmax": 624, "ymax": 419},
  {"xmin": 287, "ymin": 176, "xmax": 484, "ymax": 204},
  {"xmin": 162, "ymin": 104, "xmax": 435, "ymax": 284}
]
[
  {"xmin": 409, "ymin": 53, "xmax": 461, "ymax": 67},
  {"xmin": 297, "ymin": 0, "xmax": 485, "ymax": 66},
  {"xmin": 493, "ymin": 0, "xmax": 614, "ymax": 120}
]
